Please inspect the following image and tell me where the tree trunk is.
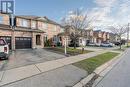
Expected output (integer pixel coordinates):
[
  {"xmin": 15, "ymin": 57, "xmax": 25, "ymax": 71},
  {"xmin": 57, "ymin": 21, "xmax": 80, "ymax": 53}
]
[
  {"xmin": 82, "ymin": 47, "xmax": 84, "ymax": 54},
  {"xmin": 119, "ymin": 36, "xmax": 122, "ymax": 50},
  {"xmin": 119, "ymin": 44, "xmax": 122, "ymax": 50},
  {"xmin": 74, "ymin": 41, "xmax": 76, "ymax": 49}
]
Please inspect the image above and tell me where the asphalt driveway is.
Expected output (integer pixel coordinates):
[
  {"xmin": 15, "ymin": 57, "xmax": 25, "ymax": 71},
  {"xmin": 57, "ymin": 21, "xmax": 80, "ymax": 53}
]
[{"xmin": 0, "ymin": 49, "xmax": 66, "ymax": 71}]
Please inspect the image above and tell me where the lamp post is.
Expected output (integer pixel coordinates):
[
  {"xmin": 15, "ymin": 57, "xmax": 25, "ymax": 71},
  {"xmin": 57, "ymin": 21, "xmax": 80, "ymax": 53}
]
[{"xmin": 64, "ymin": 36, "xmax": 67, "ymax": 55}]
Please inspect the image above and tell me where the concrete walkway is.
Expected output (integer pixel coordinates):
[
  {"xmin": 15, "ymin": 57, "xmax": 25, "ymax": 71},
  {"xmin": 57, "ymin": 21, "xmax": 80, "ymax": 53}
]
[{"xmin": 0, "ymin": 50, "xmax": 109, "ymax": 86}]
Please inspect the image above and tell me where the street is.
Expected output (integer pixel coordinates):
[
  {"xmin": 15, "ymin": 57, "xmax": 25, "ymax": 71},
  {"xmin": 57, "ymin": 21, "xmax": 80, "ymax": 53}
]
[{"xmin": 94, "ymin": 48, "xmax": 130, "ymax": 87}]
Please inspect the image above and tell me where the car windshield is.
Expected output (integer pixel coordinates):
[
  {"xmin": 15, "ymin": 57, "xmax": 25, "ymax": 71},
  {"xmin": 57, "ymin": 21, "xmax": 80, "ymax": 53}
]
[{"xmin": 0, "ymin": 39, "xmax": 6, "ymax": 45}]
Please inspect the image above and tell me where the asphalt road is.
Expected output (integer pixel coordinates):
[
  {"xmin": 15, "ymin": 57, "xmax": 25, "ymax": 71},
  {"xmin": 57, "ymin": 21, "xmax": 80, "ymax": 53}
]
[{"xmin": 95, "ymin": 48, "xmax": 130, "ymax": 87}]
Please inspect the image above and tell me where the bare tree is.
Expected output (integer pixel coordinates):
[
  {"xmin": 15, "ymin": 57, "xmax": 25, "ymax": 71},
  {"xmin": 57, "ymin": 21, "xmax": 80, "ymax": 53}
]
[
  {"xmin": 62, "ymin": 9, "xmax": 93, "ymax": 49},
  {"xmin": 109, "ymin": 25, "xmax": 127, "ymax": 49}
]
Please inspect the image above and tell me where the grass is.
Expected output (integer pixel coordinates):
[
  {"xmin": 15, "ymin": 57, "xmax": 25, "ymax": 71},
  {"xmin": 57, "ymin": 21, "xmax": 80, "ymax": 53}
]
[
  {"xmin": 45, "ymin": 47, "xmax": 92, "ymax": 55},
  {"xmin": 73, "ymin": 52, "xmax": 119, "ymax": 74}
]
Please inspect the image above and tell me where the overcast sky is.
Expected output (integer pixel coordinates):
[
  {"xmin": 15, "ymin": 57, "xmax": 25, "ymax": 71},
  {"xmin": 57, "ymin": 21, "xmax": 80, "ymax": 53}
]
[{"xmin": 12, "ymin": 0, "xmax": 130, "ymax": 29}]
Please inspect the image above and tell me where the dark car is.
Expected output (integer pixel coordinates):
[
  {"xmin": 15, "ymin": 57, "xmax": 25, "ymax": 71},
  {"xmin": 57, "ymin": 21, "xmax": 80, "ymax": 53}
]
[{"xmin": 114, "ymin": 42, "xmax": 122, "ymax": 46}]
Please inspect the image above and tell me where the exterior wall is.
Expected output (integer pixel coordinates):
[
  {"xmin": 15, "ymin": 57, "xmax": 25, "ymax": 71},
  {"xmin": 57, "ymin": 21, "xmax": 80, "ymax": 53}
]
[
  {"xmin": 0, "ymin": 14, "xmax": 10, "ymax": 25},
  {"xmin": 0, "ymin": 28, "xmax": 44, "ymax": 50},
  {"xmin": 14, "ymin": 31, "xmax": 32, "ymax": 37},
  {"xmin": 16, "ymin": 17, "xmax": 64, "ymax": 46},
  {"xmin": 0, "ymin": 29, "xmax": 12, "ymax": 36}
]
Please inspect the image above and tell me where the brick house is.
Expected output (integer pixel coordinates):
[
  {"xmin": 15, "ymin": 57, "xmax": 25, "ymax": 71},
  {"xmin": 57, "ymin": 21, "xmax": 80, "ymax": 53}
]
[
  {"xmin": 0, "ymin": 13, "xmax": 64, "ymax": 50},
  {"xmin": 60, "ymin": 26, "xmax": 95, "ymax": 46},
  {"xmin": 93, "ymin": 30, "xmax": 110, "ymax": 44}
]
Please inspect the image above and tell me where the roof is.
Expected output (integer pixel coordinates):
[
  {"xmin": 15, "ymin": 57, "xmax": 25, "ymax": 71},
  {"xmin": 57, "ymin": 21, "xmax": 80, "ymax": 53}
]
[
  {"xmin": 0, "ymin": 24, "xmax": 45, "ymax": 33},
  {"xmin": 15, "ymin": 15, "xmax": 63, "ymax": 27},
  {"xmin": 16, "ymin": 26, "xmax": 45, "ymax": 33}
]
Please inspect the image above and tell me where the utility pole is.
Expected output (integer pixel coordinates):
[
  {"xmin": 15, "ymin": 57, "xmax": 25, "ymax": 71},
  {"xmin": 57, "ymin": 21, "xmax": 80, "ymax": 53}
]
[{"xmin": 127, "ymin": 23, "xmax": 130, "ymax": 47}]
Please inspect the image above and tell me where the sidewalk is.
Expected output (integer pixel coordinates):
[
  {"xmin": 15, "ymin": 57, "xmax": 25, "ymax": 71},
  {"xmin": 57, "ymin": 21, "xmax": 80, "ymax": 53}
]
[{"xmin": 0, "ymin": 50, "xmax": 109, "ymax": 86}]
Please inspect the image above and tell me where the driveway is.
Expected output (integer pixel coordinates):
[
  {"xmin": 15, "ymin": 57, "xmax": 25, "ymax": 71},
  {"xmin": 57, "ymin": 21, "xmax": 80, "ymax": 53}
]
[{"xmin": 0, "ymin": 49, "xmax": 66, "ymax": 71}]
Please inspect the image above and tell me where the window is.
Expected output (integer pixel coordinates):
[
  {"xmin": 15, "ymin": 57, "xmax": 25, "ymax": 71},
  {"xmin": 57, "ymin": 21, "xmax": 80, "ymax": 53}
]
[
  {"xmin": 59, "ymin": 37, "xmax": 62, "ymax": 41},
  {"xmin": 80, "ymin": 39, "xmax": 82, "ymax": 43},
  {"xmin": 32, "ymin": 21, "xmax": 36, "ymax": 29},
  {"xmin": 0, "ymin": 16, "xmax": 3, "ymax": 23},
  {"xmin": 53, "ymin": 35, "xmax": 57, "ymax": 41},
  {"xmin": 19, "ymin": 19, "xmax": 28, "ymax": 27}
]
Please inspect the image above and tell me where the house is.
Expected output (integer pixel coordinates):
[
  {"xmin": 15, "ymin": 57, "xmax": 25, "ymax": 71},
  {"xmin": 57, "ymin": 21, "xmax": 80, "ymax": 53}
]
[
  {"xmin": 60, "ymin": 26, "xmax": 95, "ymax": 47},
  {"xmin": 0, "ymin": 13, "xmax": 64, "ymax": 50},
  {"xmin": 93, "ymin": 30, "xmax": 102, "ymax": 44},
  {"xmin": 93, "ymin": 30, "xmax": 110, "ymax": 44},
  {"xmin": 79, "ymin": 29, "xmax": 94, "ymax": 46}
]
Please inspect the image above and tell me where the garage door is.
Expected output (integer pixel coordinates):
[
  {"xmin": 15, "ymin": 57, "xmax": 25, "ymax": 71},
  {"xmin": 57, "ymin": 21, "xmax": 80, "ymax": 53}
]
[
  {"xmin": 0, "ymin": 36, "xmax": 12, "ymax": 49},
  {"xmin": 15, "ymin": 37, "xmax": 32, "ymax": 49}
]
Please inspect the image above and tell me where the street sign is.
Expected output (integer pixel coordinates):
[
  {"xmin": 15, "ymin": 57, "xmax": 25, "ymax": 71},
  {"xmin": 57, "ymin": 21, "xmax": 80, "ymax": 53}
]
[{"xmin": 0, "ymin": 0, "xmax": 14, "ymax": 14}]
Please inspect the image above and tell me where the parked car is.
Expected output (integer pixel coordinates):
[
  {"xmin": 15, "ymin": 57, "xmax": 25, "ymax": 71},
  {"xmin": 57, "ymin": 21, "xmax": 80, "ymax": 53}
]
[
  {"xmin": 95, "ymin": 43, "xmax": 101, "ymax": 47},
  {"xmin": 100, "ymin": 42, "xmax": 113, "ymax": 47},
  {"xmin": 0, "ymin": 39, "xmax": 9, "ymax": 60},
  {"xmin": 114, "ymin": 42, "xmax": 122, "ymax": 46},
  {"xmin": 87, "ymin": 42, "xmax": 96, "ymax": 46}
]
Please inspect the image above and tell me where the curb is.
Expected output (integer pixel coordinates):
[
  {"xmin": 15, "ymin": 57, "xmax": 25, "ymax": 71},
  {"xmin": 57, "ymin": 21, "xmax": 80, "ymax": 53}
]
[{"xmin": 73, "ymin": 50, "xmax": 125, "ymax": 87}]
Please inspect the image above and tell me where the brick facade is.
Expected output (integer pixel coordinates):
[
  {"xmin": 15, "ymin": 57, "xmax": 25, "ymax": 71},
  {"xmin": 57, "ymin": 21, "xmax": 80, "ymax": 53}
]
[{"xmin": 0, "ymin": 13, "xmax": 64, "ymax": 49}]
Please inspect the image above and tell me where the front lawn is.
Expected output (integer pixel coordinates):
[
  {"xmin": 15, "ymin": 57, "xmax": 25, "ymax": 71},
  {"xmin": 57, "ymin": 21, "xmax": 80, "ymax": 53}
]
[
  {"xmin": 73, "ymin": 52, "xmax": 119, "ymax": 74},
  {"xmin": 45, "ymin": 47, "xmax": 92, "ymax": 56}
]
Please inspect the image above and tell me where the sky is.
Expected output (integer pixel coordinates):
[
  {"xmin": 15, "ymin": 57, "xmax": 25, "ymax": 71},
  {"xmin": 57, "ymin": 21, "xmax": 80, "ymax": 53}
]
[{"xmin": 3, "ymin": 0, "xmax": 130, "ymax": 29}]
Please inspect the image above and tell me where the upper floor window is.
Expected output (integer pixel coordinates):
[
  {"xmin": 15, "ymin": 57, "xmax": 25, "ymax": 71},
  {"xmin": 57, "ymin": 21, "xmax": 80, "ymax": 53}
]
[
  {"xmin": 32, "ymin": 21, "xmax": 36, "ymax": 29},
  {"xmin": 19, "ymin": 19, "xmax": 28, "ymax": 27},
  {"xmin": 0, "ymin": 16, "xmax": 3, "ymax": 24},
  {"xmin": 80, "ymin": 39, "xmax": 82, "ymax": 43}
]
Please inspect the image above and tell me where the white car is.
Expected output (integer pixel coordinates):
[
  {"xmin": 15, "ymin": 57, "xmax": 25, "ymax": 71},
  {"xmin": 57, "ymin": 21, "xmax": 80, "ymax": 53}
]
[
  {"xmin": 0, "ymin": 39, "xmax": 9, "ymax": 59},
  {"xmin": 100, "ymin": 43, "xmax": 113, "ymax": 47},
  {"xmin": 87, "ymin": 42, "xmax": 96, "ymax": 46}
]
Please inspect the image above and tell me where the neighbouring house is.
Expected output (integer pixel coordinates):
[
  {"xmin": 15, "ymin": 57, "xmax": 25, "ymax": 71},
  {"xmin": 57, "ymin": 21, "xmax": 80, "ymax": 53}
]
[
  {"xmin": 0, "ymin": 13, "xmax": 64, "ymax": 50},
  {"xmin": 93, "ymin": 30, "xmax": 110, "ymax": 44},
  {"xmin": 60, "ymin": 25, "xmax": 95, "ymax": 47},
  {"xmin": 93, "ymin": 30, "xmax": 102, "ymax": 44},
  {"xmin": 79, "ymin": 29, "xmax": 94, "ymax": 46}
]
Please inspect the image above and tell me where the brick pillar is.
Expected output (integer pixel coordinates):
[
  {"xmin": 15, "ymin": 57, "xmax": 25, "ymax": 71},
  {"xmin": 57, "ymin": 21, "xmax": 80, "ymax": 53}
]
[
  {"xmin": 32, "ymin": 33, "xmax": 36, "ymax": 49},
  {"xmin": 41, "ymin": 33, "xmax": 44, "ymax": 48},
  {"xmin": 11, "ymin": 30, "xmax": 15, "ymax": 50}
]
